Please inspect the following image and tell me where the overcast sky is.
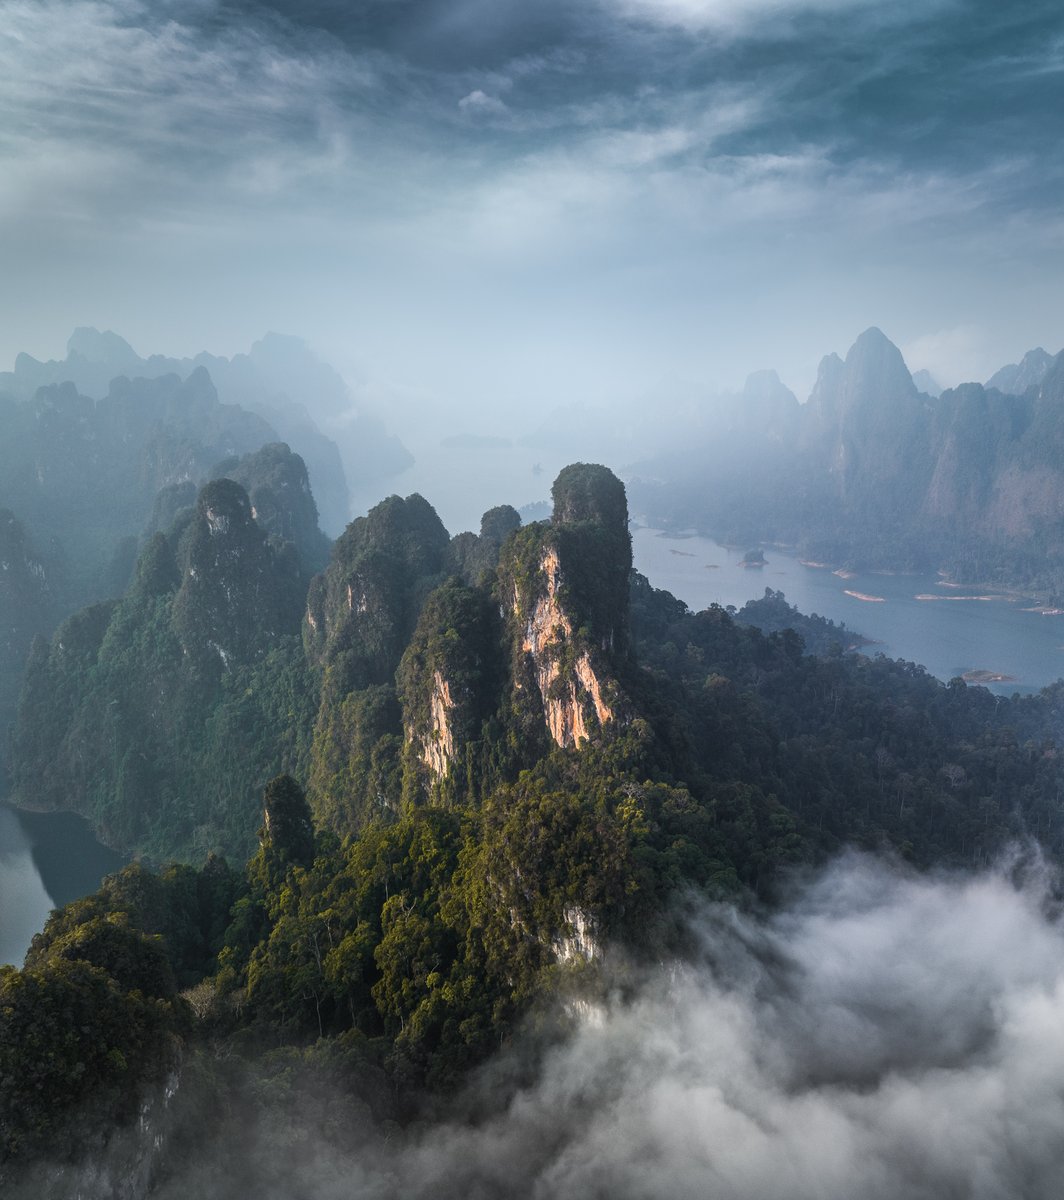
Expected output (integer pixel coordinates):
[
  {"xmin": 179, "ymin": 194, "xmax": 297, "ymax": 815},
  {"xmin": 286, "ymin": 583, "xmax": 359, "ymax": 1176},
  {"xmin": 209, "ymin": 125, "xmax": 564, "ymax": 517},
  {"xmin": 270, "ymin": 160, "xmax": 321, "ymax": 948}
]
[{"xmin": 3, "ymin": 0, "xmax": 1063, "ymax": 417}]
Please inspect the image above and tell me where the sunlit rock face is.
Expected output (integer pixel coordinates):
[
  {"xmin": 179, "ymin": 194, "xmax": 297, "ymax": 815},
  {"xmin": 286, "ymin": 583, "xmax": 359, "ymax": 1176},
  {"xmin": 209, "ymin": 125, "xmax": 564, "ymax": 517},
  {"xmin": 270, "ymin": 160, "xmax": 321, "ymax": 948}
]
[
  {"xmin": 552, "ymin": 904, "xmax": 601, "ymax": 964},
  {"xmin": 394, "ymin": 467, "xmax": 634, "ymax": 799},
  {"xmin": 518, "ymin": 544, "xmax": 616, "ymax": 748},
  {"xmin": 502, "ymin": 463, "xmax": 631, "ymax": 750},
  {"xmin": 397, "ymin": 578, "xmax": 499, "ymax": 789},
  {"xmin": 422, "ymin": 669, "xmax": 456, "ymax": 777}
]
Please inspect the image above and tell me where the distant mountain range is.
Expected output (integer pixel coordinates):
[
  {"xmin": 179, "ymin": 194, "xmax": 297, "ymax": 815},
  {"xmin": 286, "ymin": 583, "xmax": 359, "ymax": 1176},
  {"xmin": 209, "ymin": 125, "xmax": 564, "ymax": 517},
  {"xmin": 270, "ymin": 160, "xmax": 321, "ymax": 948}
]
[
  {"xmin": 1, "ymin": 328, "xmax": 414, "ymax": 535},
  {"xmin": 0, "ymin": 331, "xmax": 413, "ymax": 779},
  {"xmin": 629, "ymin": 328, "xmax": 1064, "ymax": 597}
]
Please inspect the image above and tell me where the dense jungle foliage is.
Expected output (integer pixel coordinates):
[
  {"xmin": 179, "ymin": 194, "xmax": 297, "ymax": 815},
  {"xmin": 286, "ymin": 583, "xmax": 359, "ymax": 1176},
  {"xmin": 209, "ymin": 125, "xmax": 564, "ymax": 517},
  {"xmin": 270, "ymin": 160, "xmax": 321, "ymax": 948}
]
[{"xmin": 8, "ymin": 461, "xmax": 1064, "ymax": 1184}]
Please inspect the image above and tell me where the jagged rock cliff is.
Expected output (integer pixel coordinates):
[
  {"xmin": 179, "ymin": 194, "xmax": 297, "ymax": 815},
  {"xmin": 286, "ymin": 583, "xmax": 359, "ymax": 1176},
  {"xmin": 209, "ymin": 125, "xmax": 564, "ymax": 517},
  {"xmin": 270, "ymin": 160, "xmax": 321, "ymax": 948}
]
[
  {"xmin": 515, "ymin": 542, "xmax": 617, "ymax": 747},
  {"xmin": 396, "ymin": 579, "xmax": 500, "ymax": 786},
  {"xmin": 209, "ymin": 442, "xmax": 332, "ymax": 575},
  {"xmin": 632, "ymin": 328, "xmax": 1064, "ymax": 590},
  {"xmin": 500, "ymin": 464, "xmax": 630, "ymax": 750},
  {"xmin": 171, "ymin": 479, "xmax": 304, "ymax": 670},
  {"xmin": 986, "ymin": 347, "xmax": 1054, "ymax": 395},
  {"xmin": 306, "ymin": 469, "xmax": 635, "ymax": 826},
  {"xmin": 304, "ymin": 493, "xmax": 450, "ymax": 689},
  {"xmin": 304, "ymin": 493, "xmax": 452, "ymax": 828},
  {"xmin": 805, "ymin": 326, "xmax": 930, "ymax": 510}
]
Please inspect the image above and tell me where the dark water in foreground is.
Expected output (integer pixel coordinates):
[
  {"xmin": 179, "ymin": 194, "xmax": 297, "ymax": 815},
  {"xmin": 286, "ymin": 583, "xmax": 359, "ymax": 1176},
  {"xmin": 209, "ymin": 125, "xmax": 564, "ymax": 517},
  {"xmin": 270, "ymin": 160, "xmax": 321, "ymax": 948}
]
[
  {"xmin": 0, "ymin": 805, "xmax": 124, "ymax": 966},
  {"xmin": 632, "ymin": 527, "xmax": 1064, "ymax": 696}
]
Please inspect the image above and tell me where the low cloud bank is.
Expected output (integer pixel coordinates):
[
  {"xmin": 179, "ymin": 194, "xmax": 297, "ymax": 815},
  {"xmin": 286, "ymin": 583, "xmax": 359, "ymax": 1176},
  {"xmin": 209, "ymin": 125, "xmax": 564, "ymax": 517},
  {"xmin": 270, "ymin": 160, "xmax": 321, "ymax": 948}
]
[{"xmin": 156, "ymin": 851, "xmax": 1064, "ymax": 1197}]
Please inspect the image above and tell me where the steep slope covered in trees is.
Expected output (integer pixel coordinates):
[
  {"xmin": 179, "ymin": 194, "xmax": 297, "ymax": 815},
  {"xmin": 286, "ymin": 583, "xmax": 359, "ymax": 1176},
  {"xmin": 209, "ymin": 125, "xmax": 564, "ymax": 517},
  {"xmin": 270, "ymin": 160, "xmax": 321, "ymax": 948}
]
[
  {"xmin": 0, "ymin": 328, "xmax": 414, "ymax": 535},
  {"xmin": 10, "ymin": 472, "xmax": 317, "ymax": 860},
  {"xmin": 0, "ymin": 511, "xmax": 52, "ymax": 788},
  {"xmin": 11, "ymin": 463, "xmax": 1064, "ymax": 1191}
]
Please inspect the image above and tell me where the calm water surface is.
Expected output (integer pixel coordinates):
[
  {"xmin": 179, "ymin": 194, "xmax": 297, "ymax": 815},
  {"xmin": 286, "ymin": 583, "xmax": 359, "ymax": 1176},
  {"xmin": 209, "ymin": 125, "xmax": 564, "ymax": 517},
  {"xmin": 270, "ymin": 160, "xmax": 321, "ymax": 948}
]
[
  {"xmin": 632, "ymin": 527, "xmax": 1064, "ymax": 695},
  {"xmin": 0, "ymin": 805, "xmax": 124, "ymax": 966},
  {"xmin": 0, "ymin": 807, "xmax": 55, "ymax": 966}
]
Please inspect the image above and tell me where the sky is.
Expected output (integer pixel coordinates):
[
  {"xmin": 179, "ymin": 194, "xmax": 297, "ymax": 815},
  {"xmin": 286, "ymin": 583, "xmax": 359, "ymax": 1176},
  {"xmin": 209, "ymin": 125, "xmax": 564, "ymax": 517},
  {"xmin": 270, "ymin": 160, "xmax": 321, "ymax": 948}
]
[{"xmin": 3, "ymin": 0, "xmax": 1064, "ymax": 419}]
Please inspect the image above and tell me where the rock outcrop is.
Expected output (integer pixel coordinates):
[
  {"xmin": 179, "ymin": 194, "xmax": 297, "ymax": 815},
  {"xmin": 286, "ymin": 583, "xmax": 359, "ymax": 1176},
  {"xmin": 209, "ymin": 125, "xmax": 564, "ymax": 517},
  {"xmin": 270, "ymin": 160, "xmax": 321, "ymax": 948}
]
[
  {"xmin": 986, "ymin": 347, "xmax": 1054, "ymax": 395},
  {"xmin": 304, "ymin": 492, "xmax": 450, "ymax": 689},
  {"xmin": 502, "ymin": 464, "xmax": 630, "ymax": 750},
  {"xmin": 171, "ymin": 479, "xmax": 303, "ymax": 669},
  {"xmin": 396, "ymin": 578, "xmax": 499, "ymax": 785},
  {"xmin": 631, "ymin": 327, "xmax": 1064, "ymax": 590},
  {"xmin": 518, "ymin": 544, "xmax": 616, "ymax": 747}
]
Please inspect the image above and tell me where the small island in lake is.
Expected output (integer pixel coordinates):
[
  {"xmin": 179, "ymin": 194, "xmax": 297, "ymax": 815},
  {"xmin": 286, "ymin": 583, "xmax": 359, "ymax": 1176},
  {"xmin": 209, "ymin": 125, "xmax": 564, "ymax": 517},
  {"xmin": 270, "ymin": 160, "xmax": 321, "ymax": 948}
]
[
  {"xmin": 741, "ymin": 548, "xmax": 766, "ymax": 567},
  {"xmin": 962, "ymin": 669, "xmax": 1018, "ymax": 685}
]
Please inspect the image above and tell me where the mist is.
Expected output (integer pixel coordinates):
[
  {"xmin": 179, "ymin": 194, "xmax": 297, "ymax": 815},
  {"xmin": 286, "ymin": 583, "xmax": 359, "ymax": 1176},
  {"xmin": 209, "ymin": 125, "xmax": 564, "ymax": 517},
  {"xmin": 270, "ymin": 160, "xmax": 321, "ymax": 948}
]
[
  {"xmin": 6, "ymin": 1, "xmax": 1064, "ymax": 1193},
  {"xmin": 132, "ymin": 852, "xmax": 1064, "ymax": 1199},
  {"xmin": 4, "ymin": 0, "xmax": 1064, "ymax": 419}
]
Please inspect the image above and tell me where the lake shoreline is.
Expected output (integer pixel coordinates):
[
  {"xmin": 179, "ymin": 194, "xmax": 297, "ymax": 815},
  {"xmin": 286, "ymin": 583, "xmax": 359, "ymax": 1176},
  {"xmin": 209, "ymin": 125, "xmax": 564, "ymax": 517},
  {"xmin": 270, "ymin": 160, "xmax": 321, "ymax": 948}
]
[
  {"xmin": 631, "ymin": 525, "xmax": 1064, "ymax": 696},
  {"xmin": 633, "ymin": 520, "xmax": 1055, "ymax": 611}
]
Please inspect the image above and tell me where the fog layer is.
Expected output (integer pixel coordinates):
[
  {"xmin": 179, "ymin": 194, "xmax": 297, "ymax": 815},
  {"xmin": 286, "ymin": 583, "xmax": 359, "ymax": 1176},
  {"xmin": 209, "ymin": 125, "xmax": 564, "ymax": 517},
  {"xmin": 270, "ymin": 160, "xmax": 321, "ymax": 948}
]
[{"xmin": 153, "ymin": 851, "xmax": 1064, "ymax": 1199}]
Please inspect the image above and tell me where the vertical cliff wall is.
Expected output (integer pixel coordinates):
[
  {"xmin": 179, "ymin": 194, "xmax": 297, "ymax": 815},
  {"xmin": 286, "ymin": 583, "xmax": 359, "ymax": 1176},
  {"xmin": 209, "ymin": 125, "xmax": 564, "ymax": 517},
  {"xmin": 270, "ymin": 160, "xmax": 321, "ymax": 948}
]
[{"xmin": 500, "ymin": 464, "xmax": 631, "ymax": 750}]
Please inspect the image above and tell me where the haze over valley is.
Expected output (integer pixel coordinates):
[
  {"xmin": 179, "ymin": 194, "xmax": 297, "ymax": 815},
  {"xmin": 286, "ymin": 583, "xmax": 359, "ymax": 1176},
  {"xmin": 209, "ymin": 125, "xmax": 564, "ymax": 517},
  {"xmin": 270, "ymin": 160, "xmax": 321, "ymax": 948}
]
[{"xmin": 5, "ymin": 0, "xmax": 1064, "ymax": 1196}]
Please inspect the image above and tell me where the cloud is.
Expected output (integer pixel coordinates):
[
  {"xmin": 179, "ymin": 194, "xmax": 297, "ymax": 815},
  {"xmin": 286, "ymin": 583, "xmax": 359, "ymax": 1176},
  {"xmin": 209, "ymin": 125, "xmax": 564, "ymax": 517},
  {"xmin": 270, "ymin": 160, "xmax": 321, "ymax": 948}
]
[
  {"xmin": 128, "ymin": 850, "xmax": 1064, "ymax": 1200},
  {"xmin": 599, "ymin": 0, "xmax": 950, "ymax": 36},
  {"xmin": 458, "ymin": 88, "xmax": 510, "ymax": 115},
  {"xmin": 0, "ymin": 0, "xmax": 383, "ymax": 224},
  {"xmin": 1, "ymin": 0, "xmax": 1062, "ymax": 400},
  {"xmin": 609, "ymin": 0, "xmax": 887, "ymax": 34},
  {"xmin": 902, "ymin": 326, "xmax": 999, "ymax": 389}
]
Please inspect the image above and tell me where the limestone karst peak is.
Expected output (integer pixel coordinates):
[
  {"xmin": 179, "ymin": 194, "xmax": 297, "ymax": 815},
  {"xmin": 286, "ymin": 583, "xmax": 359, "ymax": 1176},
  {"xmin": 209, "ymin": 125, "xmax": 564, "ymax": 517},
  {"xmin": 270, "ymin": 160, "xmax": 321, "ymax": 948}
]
[
  {"xmin": 66, "ymin": 327, "xmax": 140, "ymax": 369},
  {"xmin": 842, "ymin": 327, "xmax": 916, "ymax": 401}
]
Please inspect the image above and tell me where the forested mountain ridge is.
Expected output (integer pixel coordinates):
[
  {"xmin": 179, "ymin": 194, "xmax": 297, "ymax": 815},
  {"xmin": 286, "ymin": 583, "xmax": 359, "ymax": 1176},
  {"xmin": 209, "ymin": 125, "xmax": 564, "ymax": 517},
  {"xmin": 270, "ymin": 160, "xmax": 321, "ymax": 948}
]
[
  {"xmin": 0, "ymin": 328, "xmax": 383, "ymax": 781},
  {"xmin": 0, "ymin": 511, "xmax": 51, "ymax": 789},
  {"xmin": 0, "ymin": 366, "xmax": 275, "ymax": 608},
  {"xmin": 629, "ymin": 328, "xmax": 1064, "ymax": 595},
  {"xmin": 10, "ymin": 446, "xmax": 327, "ymax": 857},
  {"xmin": 1, "ymin": 328, "xmax": 413, "ymax": 535},
  {"xmin": 0, "ymin": 367, "xmax": 288, "ymax": 781},
  {"xmin": 9, "ymin": 463, "xmax": 1064, "ymax": 1191},
  {"xmin": 17, "ymin": 460, "xmax": 1064, "ymax": 869}
]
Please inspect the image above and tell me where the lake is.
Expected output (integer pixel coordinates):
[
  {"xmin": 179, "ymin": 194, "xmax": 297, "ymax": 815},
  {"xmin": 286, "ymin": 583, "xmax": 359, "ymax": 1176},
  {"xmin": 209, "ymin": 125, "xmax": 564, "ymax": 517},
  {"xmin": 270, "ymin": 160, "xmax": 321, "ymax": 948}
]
[
  {"xmin": 632, "ymin": 527, "xmax": 1064, "ymax": 695},
  {"xmin": 356, "ymin": 450, "xmax": 1064, "ymax": 698},
  {"xmin": 0, "ymin": 805, "xmax": 124, "ymax": 966}
]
